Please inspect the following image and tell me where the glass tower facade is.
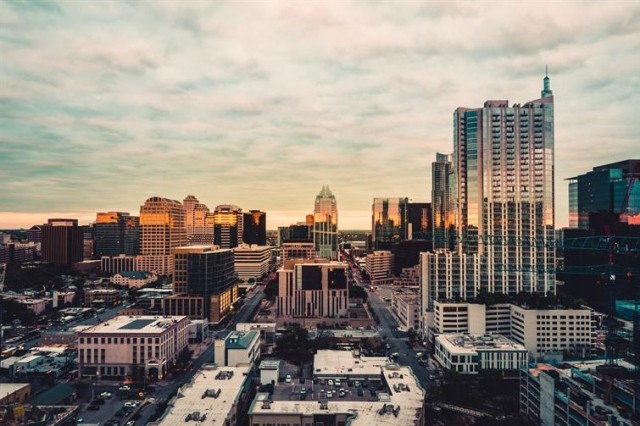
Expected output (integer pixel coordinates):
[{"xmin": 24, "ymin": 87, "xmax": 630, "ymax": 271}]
[
  {"xmin": 423, "ymin": 74, "xmax": 555, "ymax": 309},
  {"xmin": 94, "ymin": 212, "xmax": 139, "ymax": 258},
  {"xmin": 432, "ymin": 153, "xmax": 455, "ymax": 250},
  {"xmin": 371, "ymin": 197, "xmax": 408, "ymax": 250},
  {"xmin": 313, "ymin": 185, "xmax": 338, "ymax": 260}
]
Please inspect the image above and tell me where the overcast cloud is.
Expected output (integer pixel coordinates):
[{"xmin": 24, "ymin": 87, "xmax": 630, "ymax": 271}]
[{"xmin": 1, "ymin": 1, "xmax": 639, "ymax": 229}]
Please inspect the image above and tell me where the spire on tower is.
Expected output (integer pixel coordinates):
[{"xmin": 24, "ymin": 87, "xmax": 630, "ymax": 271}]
[{"xmin": 541, "ymin": 66, "xmax": 553, "ymax": 98}]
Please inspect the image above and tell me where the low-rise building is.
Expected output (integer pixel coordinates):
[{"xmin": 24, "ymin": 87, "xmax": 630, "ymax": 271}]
[
  {"xmin": 85, "ymin": 288, "xmax": 121, "ymax": 305},
  {"xmin": 434, "ymin": 334, "xmax": 528, "ymax": 374},
  {"xmin": 233, "ymin": 244, "xmax": 271, "ymax": 283},
  {"xmin": 392, "ymin": 293, "xmax": 420, "ymax": 331},
  {"xmin": 100, "ymin": 254, "xmax": 136, "ymax": 275},
  {"xmin": 111, "ymin": 271, "xmax": 157, "ymax": 288},
  {"xmin": 365, "ymin": 250, "xmax": 394, "ymax": 286},
  {"xmin": 249, "ymin": 351, "xmax": 425, "ymax": 426},
  {"xmin": 17, "ymin": 298, "xmax": 47, "ymax": 315},
  {"xmin": 428, "ymin": 301, "xmax": 595, "ymax": 358},
  {"xmin": 280, "ymin": 242, "xmax": 316, "ymax": 262},
  {"xmin": 214, "ymin": 330, "xmax": 261, "ymax": 367},
  {"xmin": 77, "ymin": 315, "xmax": 189, "ymax": 380},
  {"xmin": 150, "ymin": 364, "xmax": 254, "ymax": 426},
  {"xmin": 0, "ymin": 383, "xmax": 31, "ymax": 405}
]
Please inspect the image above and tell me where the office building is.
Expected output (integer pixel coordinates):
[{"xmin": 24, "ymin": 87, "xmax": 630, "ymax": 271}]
[
  {"xmin": 149, "ymin": 364, "xmax": 253, "ymax": 426},
  {"xmin": 422, "ymin": 74, "xmax": 556, "ymax": 313},
  {"xmin": 434, "ymin": 334, "xmax": 528, "ymax": 374},
  {"xmin": 313, "ymin": 185, "xmax": 338, "ymax": 260},
  {"xmin": 213, "ymin": 204, "xmax": 243, "ymax": 249},
  {"xmin": 280, "ymin": 242, "xmax": 316, "ymax": 262},
  {"xmin": 365, "ymin": 250, "xmax": 394, "ymax": 286},
  {"xmin": 277, "ymin": 259, "xmax": 348, "ymax": 319},
  {"xmin": 41, "ymin": 218, "xmax": 84, "ymax": 266},
  {"xmin": 233, "ymin": 244, "xmax": 271, "ymax": 282},
  {"xmin": 77, "ymin": 315, "xmax": 189, "ymax": 379},
  {"xmin": 371, "ymin": 197, "xmax": 408, "ymax": 250},
  {"xmin": 85, "ymin": 288, "xmax": 120, "ymax": 305},
  {"xmin": 213, "ymin": 330, "xmax": 261, "ymax": 367},
  {"xmin": 249, "ymin": 350, "xmax": 425, "ymax": 426},
  {"xmin": 568, "ymin": 159, "xmax": 640, "ymax": 230},
  {"xmin": 183, "ymin": 195, "xmax": 214, "ymax": 245},
  {"xmin": 428, "ymin": 300, "xmax": 594, "ymax": 358},
  {"xmin": 394, "ymin": 239, "xmax": 431, "ymax": 275},
  {"xmin": 100, "ymin": 254, "xmax": 136, "ymax": 275},
  {"xmin": 391, "ymin": 292, "xmax": 420, "ymax": 331},
  {"xmin": 243, "ymin": 210, "xmax": 267, "ymax": 245},
  {"xmin": 407, "ymin": 201, "xmax": 431, "ymax": 240},
  {"xmin": 94, "ymin": 212, "xmax": 140, "ymax": 258},
  {"xmin": 27, "ymin": 225, "xmax": 41, "ymax": 243},
  {"xmin": 432, "ymin": 152, "xmax": 455, "ymax": 250},
  {"xmin": 165, "ymin": 246, "xmax": 237, "ymax": 324},
  {"xmin": 137, "ymin": 197, "xmax": 186, "ymax": 275}
]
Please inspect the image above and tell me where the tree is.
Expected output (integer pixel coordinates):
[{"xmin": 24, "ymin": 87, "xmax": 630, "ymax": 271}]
[
  {"xmin": 349, "ymin": 284, "xmax": 368, "ymax": 301},
  {"xmin": 274, "ymin": 327, "xmax": 314, "ymax": 365},
  {"xmin": 1, "ymin": 299, "xmax": 36, "ymax": 325}
]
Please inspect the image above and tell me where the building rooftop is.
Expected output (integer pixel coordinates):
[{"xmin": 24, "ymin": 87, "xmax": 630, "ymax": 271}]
[
  {"xmin": 1, "ymin": 383, "xmax": 30, "ymax": 395},
  {"xmin": 250, "ymin": 365, "xmax": 424, "ymax": 425},
  {"xmin": 259, "ymin": 360, "xmax": 280, "ymax": 370},
  {"xmin": 151, "ymin": 364, "xmax": 251, "ymax": 426},
  {"xmin": 79, "ymin": 315, "xmax": 187, "ymax": 335},
  {"xmin": 437, "ymin": 334, "xmax": 527, "ymax": 354},
  {"xmin": 117, "ymin": 271, "xmax": 150, "ymax": 279},
  {"xmin": 225, "ymin": 330, "xmax": 258, "ymax": 349},
  {"xmin": 313, "ymin": 350, "xmax": 390, "ymax": 378}
]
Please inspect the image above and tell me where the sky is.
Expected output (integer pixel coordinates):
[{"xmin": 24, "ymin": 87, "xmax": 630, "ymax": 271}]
[{"xmin": 1, "ymin": 1, "xmax": 639, "ymax": 230}]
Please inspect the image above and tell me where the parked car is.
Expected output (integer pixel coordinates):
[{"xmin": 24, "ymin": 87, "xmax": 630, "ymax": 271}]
[
  {"xmin": 357, "ymin": 388, "xmax": 364, "ymax": 396},
  {"xmin": 285, "ymin": 375, "xmax": 292, "ymax": 383},
  {"xmin": 327, "ymin": 379, "xmax": 334, "ymax": 386},
  {"xmin": 334, "ymin": 379, "xmax": 341, "ymax": 387},
  {"xmin": 326, "ymin": 390, "xmax": 333, "ymax": 398},
  {"xmin": 99, "ymin": 392, "xmax": 112, "ymax": 399},
  {"xmin": 338, "ymin": 390, "xmax": 346, "ymax": 398}
]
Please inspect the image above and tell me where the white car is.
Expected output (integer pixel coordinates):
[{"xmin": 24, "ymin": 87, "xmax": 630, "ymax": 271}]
[
  {"xmin": 334, "ymin": 379, "xmax": 341, "ymax": 387},
  {"xmin": 285, "ymin": 375, "xmax": 292, "ymax": 383},
  {"xmin": 327, "ymin": 379, "xmax": 334, "ymax": 386},
  {"xmin": 326, "ymin": 390, "xmax": 333, "ymax": 398},
  {"xmin": 124, "ymin": 401, "xmax": 138, "ymax": 408},
  {"xmin": 99, "ymin": 392, "xmax": 112, "ymax": 399}
]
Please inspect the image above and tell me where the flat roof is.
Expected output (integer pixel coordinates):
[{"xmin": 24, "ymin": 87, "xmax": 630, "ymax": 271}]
[
  {"xmin": 259, "ymin": 360, "xmax": 280, "ymax": 370},
  {"xmin": 313, "ymin": 350, "xmax": 389, "ymax": 378},
  {"xmin": 225, "ymin": 330, "xmax": 259, "ymax": 349},
  {"xmin": 1, "ymin": 383, "xmax": 30, "ymax": 395},
  {"xmin": 79, "ymin": 315, "xmax": 187, "ymax": 335},
  {"xmin": 436, "ymin": 334, "xmax": 527, "ymax": 354},
  {"xmin": 250, "ymin": 365, "xmax": 424, "ymax": 425},
  {"xmin": 152, "ymin": 364, "xmax": 251, "ymax": 426}
]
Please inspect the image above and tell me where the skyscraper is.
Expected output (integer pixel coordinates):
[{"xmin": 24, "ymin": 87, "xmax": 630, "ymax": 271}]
[
  {"xmin": 137, "ymin": 196, "xmax": 186, "ymax": 275},
  {"xmin": 243, "ymin": 210, "xmax": 267, "ymax": 245},
  {"xmin": 313, "ymin": 185, "xmax": 338, "ymax": 260},
  {"xmin": 213, "ymin": 205, "xmax": 243, "ymax": 249},
  {"xmin": 183, "ymin": 195, "xmax": 213, "ymax": 245},
  {"xmin": 41, "ymin": 218, "xmax": 83, "ymax": 266},
  {"xmin": 371, "ymin": 197, "xmax": 408, "ymax": 250},
  {"xmin": 432, "ymin": 153, "xmax": 455, "ymax": 250},
  {"xmin": 422, "ymin": 74, "xmax": 555, "ymax": 311},
  {"xmin": 94, "ymin": 212, "xmax": 139, "ymax": 258}
]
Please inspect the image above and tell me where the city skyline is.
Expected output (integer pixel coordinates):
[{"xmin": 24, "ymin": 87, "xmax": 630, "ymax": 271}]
[{"xmin": 1, "ymin": 2, "xmax": 639, "ymax": 230}]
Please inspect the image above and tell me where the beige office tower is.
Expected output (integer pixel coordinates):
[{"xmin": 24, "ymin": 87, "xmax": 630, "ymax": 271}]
[
  {"xmin": 137, "ymin": 196, "xmax": 186, "ymax": 275},
  {"xmin": 313, "ymin": 185, "xmax": 338, "ymax": 260},
  {"xmin": 183, "ymin": 195, "xmax": 213, "ymax": 245}
]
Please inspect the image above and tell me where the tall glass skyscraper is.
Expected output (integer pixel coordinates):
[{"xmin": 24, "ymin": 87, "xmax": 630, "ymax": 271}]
[
  {"xmin": 371, "ymin": 197, "xmax": 408, "ymax": 250},
  {"xmin": 432, "ymin": 153, "xmax": 455, "ymax": 250},
  {"xmin": 94, "ymin": 212, "xmax": 139, "ymax": 258},
  {"xmin": 313, "ymin": 185, "xmax": 338, "ymax": 260},
  {"xmin": 422, "ymin": 74, "xmax": 555, "ymax": 309}
]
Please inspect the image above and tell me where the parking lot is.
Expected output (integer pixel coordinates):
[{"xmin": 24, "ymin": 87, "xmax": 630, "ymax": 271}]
[
  {"xmin": 271, "ymin": 377, "xmax": 386, "ymax": 402},
  {"xmin": 76, "ymin": 391, "xmax": 144, "ymax": 426}
]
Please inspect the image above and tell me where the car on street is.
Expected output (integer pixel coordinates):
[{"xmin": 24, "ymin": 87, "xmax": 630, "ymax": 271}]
[
  {"xmin": 87, "ymin": 405, "xmax": 100, "ymax": 411},
  {"xmin": 76, "ymin": 418, "xmax": 84, "ymax": 424},
  {"xmin": 119, "ymin": 385, "xmax": 131, "ymax": 391},
  {"xmin": 124, "ymin": 401, "xmax": 138, "ymax": 408},
  {"xmin": 99, "ymin": 392, "xmax": 112, "ymax": 399}
]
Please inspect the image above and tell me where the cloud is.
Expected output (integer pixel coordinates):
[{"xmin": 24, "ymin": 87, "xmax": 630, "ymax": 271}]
[{"xmin": 1, "ymin": 1, "xmax": 639, "ymax": 228}]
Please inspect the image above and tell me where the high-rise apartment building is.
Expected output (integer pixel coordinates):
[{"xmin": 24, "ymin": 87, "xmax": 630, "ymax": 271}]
[
  {"xmin": 432, "ymin": 153, "xmax": 455, "ymax": 250},
  {"xmin": 137, "ymin": 197, "xmax": 186, "ymax": 275},
  {"xmin": 422, "ymin": 74, "xmax": 555, "ymax": 312},
  {"xmin": 94, "ymin": 212, "xmax": 140, "ymax": 258},
  {"xmin": 313, "ymin": 186, "xmax": 338, "ymax": 260},
  {"xmin": 41, "ymin": 218, "xmax": 84, "ymax": 266},
  {"xmin": 243, "ymin": 210, "xmax": 267, "ymax": 245},
  {"xmin": 213, "ymin": 205, "xmax": 243, "ymax": 249}
]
